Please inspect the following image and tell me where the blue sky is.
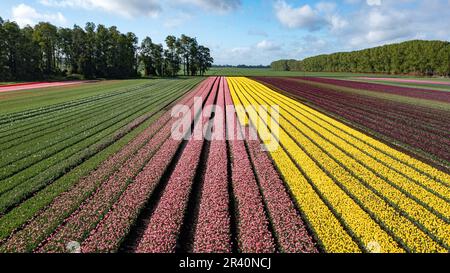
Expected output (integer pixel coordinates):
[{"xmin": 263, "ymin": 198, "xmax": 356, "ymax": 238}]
[{"xmin": 1, "ymin": 0, "xmax": 449, "ymax": 65}]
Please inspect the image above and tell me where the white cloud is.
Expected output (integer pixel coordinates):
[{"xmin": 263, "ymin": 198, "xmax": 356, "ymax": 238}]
[
  {"xmin": 274, "ymin": 0, "xmax": 350, "ymax": 32},
  {"xmin": 12, "ymin": 3, "xmax": 67, "ymax": 27},
  {"xmin": 366, "ymin": 0, "xmax": 382, "ymax": 6},
  {"xmin": 176, "ymin": 0, "xmax": 241, "ymax": 13},
  {"xmin": 164, "ymin": 13, "xmax": 192, "ymax": 28},
  {"xmin": 213, "ymin": 39, "xmax": 285, "ymax": 65},
  {"xmin": 39, "ymin": 0, "xmax": 162, "ymax": 18},
  {"xmin": 248, "ymin": 29, "xmax": 268, "ymax": 37},
  {"xmin": 272, "ymin": 0, "xmax": 450, "ymax": 63},
  {"xmin": 274, "ymin": 0, "xmax": 327, "ymax": 30},
  {"xmin": 333, "ymin": 1, "xmax": 450, "ymax": 49},
  {"xmin": 39, "ymin": 0, "xmax": 241, "ymax": 17},
  {"xmin": 230, "ymin": 47, "xmax": 251, "ymax": 55},
  {"xmin": 315, "ymin": 2, "xmax": 337, "ymax": 13},
  {"xmin": 329, "ymin": 14, "xmax": 348, "ymax": 31},
  {"xmin": 256, "ymin": 40, "xmax": 281, "ymax": 51}
]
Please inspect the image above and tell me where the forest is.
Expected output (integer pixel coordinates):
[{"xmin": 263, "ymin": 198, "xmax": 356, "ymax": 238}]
[
  {"xmin": 0, "ymin": 17, "xmax": 213, "ymax": 81},
  {"xmin": 271, "ymin": 40, "xmax": 450, "ymax": 76}
]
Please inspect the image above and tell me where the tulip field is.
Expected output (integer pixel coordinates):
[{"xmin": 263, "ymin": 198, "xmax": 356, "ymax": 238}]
[{"xmin": 0, "ymin": 75, "xmax": 448, "ymax": 253}]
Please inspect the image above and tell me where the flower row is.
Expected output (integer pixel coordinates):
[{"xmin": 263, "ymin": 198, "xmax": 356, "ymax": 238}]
[{"xmin": 135, "ymin": 77, "xmax": 220, "ymax": 253}]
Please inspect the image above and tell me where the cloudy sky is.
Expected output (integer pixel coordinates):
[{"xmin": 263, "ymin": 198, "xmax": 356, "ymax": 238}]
[{"xmin": 1, "ymin": 0, "xmax": 449, "ymax": 65}]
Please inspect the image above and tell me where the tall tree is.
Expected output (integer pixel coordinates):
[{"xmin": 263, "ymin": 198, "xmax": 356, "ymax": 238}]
[
  {"xmin": 271, "ymin": 40, "xmax": 450, "ymax": 77},
  {"xmin": 33, "ymin": 22, "xmax": 58, "ymax": 75},
  {"xmin": 140, "ymin": 37, "xmax": 154, "ymax": 77},
  {"xmin": 80, "ymin": 22, "xmax": 96, "ymax": 79},
  {"xmin": 197, "ymin": 45, "xmax": 213, "ymax": 76},
  {"xmin": 95, "ymin": 24, "xmax": 110, "ymax": 78},
  {"xmin": 165, "ymin": 35, "xmax": 181, "ymax": 76},
  {"xmin": 0, "ymin": 17, "xmax": 9, "ymax": 80},
  {"xmin": 0, "ymin": 20, "xmax": 212, "ymax": 80},
  {"xmin": 150, "ymin": 43, "xmax": 164, "ymax": 76},
  {"xmin": 179, "ymin": 34, "xmax": 193, "ymax": 76}
]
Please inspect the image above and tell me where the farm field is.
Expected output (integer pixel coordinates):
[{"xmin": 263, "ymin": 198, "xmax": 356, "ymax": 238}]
[
  {"xmin": 228, "ymin": 77, "xmax": 450, "ymax": 253},
  {"xmin": 254, "ymin": 77, "xmax": 450, "ymax": 169},
  {"xmin": 205, "ymin": 68, "xmax": 392, "ymax": 77},
  {"xmin": 351, "ymin": 80, "xmax": 450, "ymax": 93},
  {"xmin": 0, "ymin": 80, "xmax": 168, "ymax": 114},
  {"xmin": 206, "ymin": 67, "xmax": 450, "ymax": 81},
  {"xmin": 0, "ymin": 82, "xmax": 86, "ymax": 93},
  {"xmin": 356, "ymin": 77, "xmax": 450, "ymax": 86},
  {"xmin": 0, "ymin": 78, "xmax": 202, "ymax": 249},
  {"xmin": 0, "ymin": 75, "xmax": 449, "ymax": 253}
]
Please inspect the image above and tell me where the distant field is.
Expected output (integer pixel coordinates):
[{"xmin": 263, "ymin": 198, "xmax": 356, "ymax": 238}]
[
  {"xmin": 206, "ymin": 67, "xmax": 384, "ymax": 77},
  {"xmin": 0, "ymin": 80, "xmax": 168, "ymax": 114},
  {"xmin": 206, "ymin": 68, "xmax": 450, "ymax": 80},
  {"xmin": 206, "ymin": 68, "xmax": 450, "ymax": 92},
  {"xmin": 353, "ymin": 80, "xmax": 450, "ymax": 92}
]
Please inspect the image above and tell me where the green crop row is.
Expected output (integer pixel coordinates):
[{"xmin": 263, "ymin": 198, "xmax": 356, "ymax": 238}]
[{"xmin": 0, "ymin": 79, "xmax": 202, "ymax": 215}]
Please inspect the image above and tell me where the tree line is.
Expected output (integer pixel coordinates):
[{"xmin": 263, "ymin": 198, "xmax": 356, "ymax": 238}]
[
  {"xmin": 140, "ymin": 35, "xmax": 213, "ymax": 78},
  {"xmin": 213, "ymin": 64, "xmax": 270, "ymax": 68},
  {"xmin": 0, "ymin": 18, "xmax": 213, "ymax": 81},
  {"xmin": 271, "ymin": 40, "xmax": 450, "ymax": 76}
]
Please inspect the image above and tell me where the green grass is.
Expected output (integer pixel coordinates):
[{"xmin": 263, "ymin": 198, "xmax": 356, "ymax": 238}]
[
  {"xmin": 0, "ymin": 111, "xmax": 165, "ymax": 244},
  {"xmin": 0, "ymin": 78, "xmax": 201, "ymax": 218},
  {"xmin": 0, "ymin": 80, "xmax": 155, "ymax": 114}
]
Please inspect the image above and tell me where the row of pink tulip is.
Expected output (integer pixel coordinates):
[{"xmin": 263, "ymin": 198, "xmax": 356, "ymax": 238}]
[
  {"xmin": 246, "ymin": 132, "xmax": 318, "ymax": 253},
  {"xmin": 0, "ymin": 106, "xmax": 175, "ymax": 252},
  {"xmin": 193, "ymin": 77, "xmax": 232, "ymax": 253},
  {"xmin": 32, "ymin": 79, "xmax": 211, "ymax": 253},
  {"xmin": 135, "ymin": 77, "xmax": 220, "ymax": 253},
  {"xmin": 223, "ymin": 82, "xmax": 317, "ymax": 253},
  {"xmin": 81, "ymin": 77, "xmax": 218, "ymax": 252},
  {"xmin": 225, "ymin": 85, "xmax": 276, "ymax": 253}
]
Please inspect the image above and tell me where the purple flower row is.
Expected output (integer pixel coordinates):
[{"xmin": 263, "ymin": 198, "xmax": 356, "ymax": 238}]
[
  {"xmin": 301, "ymin": 77, "xmax": 450, "ymax": 103},
  {"xmin": 256, "ymin": 77, "xmax": 450, "ymax": 132},
  {"xmin": 255, "ymin": 77, "xmax": 450, "ymax": 162}
]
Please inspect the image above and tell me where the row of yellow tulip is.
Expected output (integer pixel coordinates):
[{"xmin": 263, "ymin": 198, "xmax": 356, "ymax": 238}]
[
  {"xmin": 228, "ymin": 78, "xmax": 361, "ymax": 253},
  {"xmin": 247, "ymin": 82, "xmax": 450, "ymax": 250},
  {"xmin": 238, "ymin": 78, "xmax": 450, "ymax": 251},
  {"xmin": 226, "ymin": 77, "xmax": 450, "ymax": 253}
]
